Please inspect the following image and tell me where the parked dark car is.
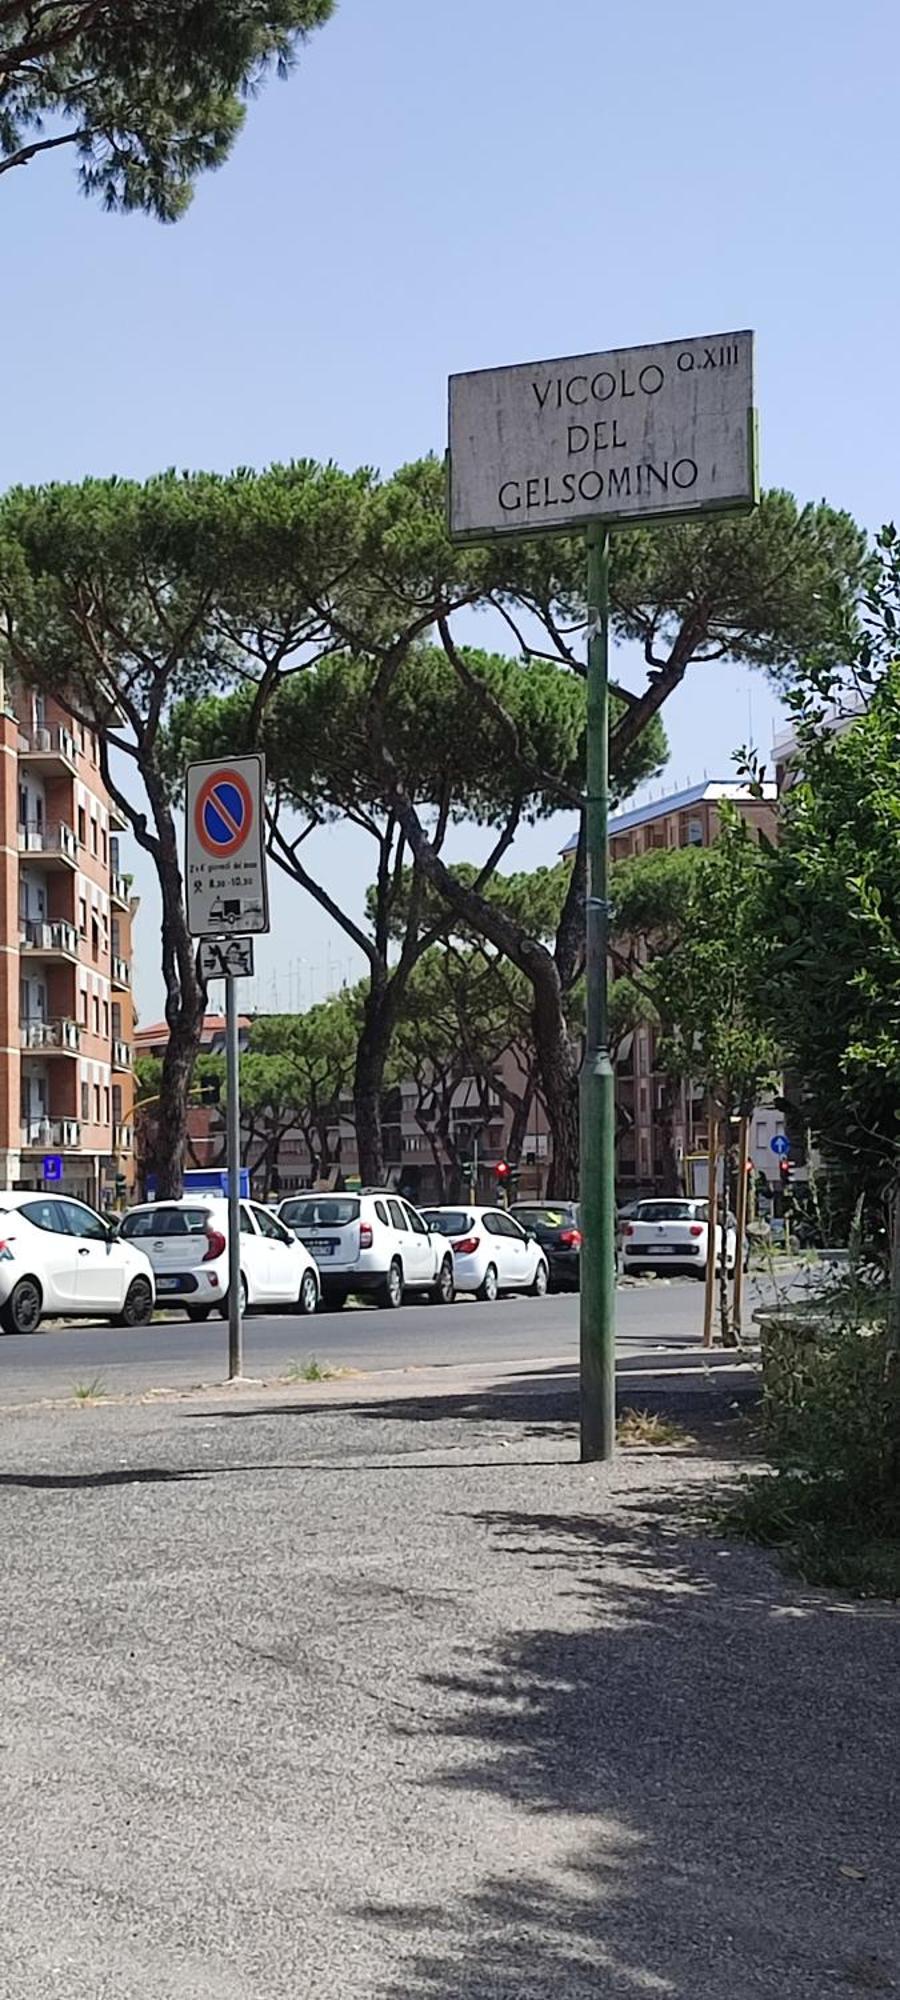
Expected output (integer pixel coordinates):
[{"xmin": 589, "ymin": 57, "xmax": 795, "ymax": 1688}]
[{"xmin": 509, "ymin": 1201, "xmax": 582, "ymax": 1291}]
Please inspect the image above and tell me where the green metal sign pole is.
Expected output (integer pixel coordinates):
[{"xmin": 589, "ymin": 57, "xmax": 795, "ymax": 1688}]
[{"xmin": 580, "ymin": 522, "xmax": 617, "ymax": 1462}]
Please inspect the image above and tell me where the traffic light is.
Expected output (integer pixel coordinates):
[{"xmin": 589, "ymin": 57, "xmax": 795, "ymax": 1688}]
[
  {"xmin": 778, "ymin": 1158, "xmax": 793, "ymax": 1192},
  {"xmin": 495, "ymin": 1161, "xmax": 510, "ymax": 1185}
]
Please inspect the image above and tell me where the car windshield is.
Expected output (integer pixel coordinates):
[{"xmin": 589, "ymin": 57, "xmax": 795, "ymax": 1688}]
[
  {"xmin": 513, "ymin": 1206, "xmax": 575, "ymax": 1228},
  {"xmin": 120, "ymin": 1207, "xmax": 211, "ymax": 1237},
  {"xmin": 423, "ymin": 1211, "xmax": 471, "ymax": 1235},
  {"xmin": 280, "ymin": 1198, "xmax": 360, "ymax": 1227},
  {"xmin": 634, "ymin": 1200, "xmax": 707, "ymax": 1222}
]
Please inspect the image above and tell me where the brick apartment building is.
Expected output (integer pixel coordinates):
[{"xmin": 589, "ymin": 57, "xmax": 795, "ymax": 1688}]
[
  {"xmin": 563, "ymin": 779, "xmax": 781, "ymax": 1195},
  {"xmin": 2, "ymin": 685, "xmax": 136, "ymax": 1204}
]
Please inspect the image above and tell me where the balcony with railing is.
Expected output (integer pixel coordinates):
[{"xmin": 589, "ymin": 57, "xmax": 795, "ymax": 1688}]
[
  {"xmin": 18, "ymin": 819, "xmax": 78, "ymax": 868},
  {"xmin": 20, "ymin": 918, "xmax": 79, "ymax": 960},
  {"xmin": 111, "ymin": 954, "xmax": 130, "ymax": 989},
  {"xmin": 20, "ymin": 1117, "xmax": 81, "ymax": 1150},
  {"xmin": 113, "ymin": 1123, "xmax": 133, "ymax": 1151},
  {"xmin": 110, "ymin": 869, "xmax": 131, "ymax": 908},
  {"xmin": 21, "ymin": 1017, "xmax": 81, "ymax": 1054},
  {"xmin": 112, "ymin": 1038, "xmax": 132, "ymax": 1070},
  {"xmin": 18, "ymin": 723, "xmax": 78, "ymax": 774}
]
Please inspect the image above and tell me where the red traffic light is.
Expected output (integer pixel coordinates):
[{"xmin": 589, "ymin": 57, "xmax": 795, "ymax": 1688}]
[
  {"xmin": 495, "ymin": 1161, "xmax": 510, "ymax": 1181},
  {"xmin": 778, "ymin": 1158, "xmax": 792, "ymax": 1182}
]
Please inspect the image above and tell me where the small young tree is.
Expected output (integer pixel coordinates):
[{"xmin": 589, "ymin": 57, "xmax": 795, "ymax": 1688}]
[{"xmin": 650, "ymin": 816, "xmax": 780, "ymax": 1342}]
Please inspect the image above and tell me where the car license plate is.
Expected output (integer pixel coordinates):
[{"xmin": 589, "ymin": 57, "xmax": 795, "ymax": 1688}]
[
  {"xmin": 306, "ymin": 1238, "xmax": 335, "ymax": 1256},
  {"xmin": 157, "ymin": 1276, "xmax": 180, "ymax": 1291}
]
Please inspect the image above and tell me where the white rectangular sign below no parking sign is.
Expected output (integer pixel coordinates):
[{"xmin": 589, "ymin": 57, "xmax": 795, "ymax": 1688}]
[{"xmin": 185, "ymin": 753, "xmax": 270, "ymax": 938}]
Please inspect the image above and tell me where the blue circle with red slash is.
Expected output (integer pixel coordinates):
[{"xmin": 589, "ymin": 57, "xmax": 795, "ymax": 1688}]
[{"xmin": 194, "ymin": 769, "xmax": 253, "ymax": 858}]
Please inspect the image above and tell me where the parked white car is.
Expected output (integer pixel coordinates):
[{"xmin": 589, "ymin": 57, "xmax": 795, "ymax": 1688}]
[
  {"xmin": 277, "ymin": 1191, "xmax": 455, "ymax": 1309},
  {"xmin": 0, "ymin": 1192, "xmax": 155, "ymax": 1334},
  {"xmin": 620, "ymin": 1198, "xmax": 737, "ymax": 1277},
  {"xmin": 119, "ymin": 1196, "xmax": 320, "ymax": 1320},
  {"xmin": 421, "ymin": 1206, "xmax": 549, "ymax": 1301}
]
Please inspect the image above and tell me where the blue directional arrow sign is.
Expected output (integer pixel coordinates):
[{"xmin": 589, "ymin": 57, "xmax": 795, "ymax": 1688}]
[{"xmin": 770, "ymin": 1133, "xmax": 790, "ymax": 1158}]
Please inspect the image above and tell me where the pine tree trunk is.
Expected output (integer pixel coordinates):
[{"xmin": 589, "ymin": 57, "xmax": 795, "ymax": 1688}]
[
  {"xmin": 531, "ymin": 977, "xmax": 581, "ymax": 1198},
  {"xmin": 143, "ymin": 773, "xmax": 206, "ymax": 1201},
  {"xmin": 354, "ymin": 987, "xmax": 392, "ymax": 1188},
  {"xmin": 154, "ymin": 1008, "xmax": 201, "ymax": 1199},
  {"xmin": 658, "ymin": 1075, "xmax": 683, "ymax": 1195}
]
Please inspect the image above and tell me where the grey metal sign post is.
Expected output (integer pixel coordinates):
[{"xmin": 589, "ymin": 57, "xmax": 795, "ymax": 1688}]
[
  {"xmin": 186, "ymin": 756, "xmax": 269, "ymax": 1382},
  {"xmin": 448, "ymin": 331, "xmax": 758, "ymax": 1462},
  {"xmin": 224, "ymin": 967, "xmax": 242, "ymax": 1380}
]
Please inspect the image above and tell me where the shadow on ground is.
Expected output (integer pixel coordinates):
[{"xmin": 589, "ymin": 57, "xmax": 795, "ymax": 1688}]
[{"xmin": 362, "ymin": 1479, "xmax": 899, "ymax": 1998}]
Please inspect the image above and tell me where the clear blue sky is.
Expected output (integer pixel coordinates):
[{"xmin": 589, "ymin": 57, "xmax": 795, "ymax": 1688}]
[{"xmin": 3, "ymin": 0, "xmax": 897, "ymax": 1020}]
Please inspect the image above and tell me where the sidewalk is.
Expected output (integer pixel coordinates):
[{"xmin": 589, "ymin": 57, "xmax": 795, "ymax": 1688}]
[{"xmin": 0, "ymin": 1371, "xmax": 896, "ymax": 1998}]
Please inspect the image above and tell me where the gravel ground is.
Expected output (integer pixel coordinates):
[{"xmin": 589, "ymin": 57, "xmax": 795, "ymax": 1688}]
[{"xmin": 0, "ymin": 1380, "xmax": 897, "ymax": 1999}]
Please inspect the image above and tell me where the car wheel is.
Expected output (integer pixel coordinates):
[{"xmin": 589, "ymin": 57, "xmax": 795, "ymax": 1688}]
[
  {"xmin": 378, "ymin": 1259, "xmax": 404, "ymax": 1309},
  {"xmin": 0, "ymin": 1276, "xmax": 43, "ymax": 1335},
  {"xmin": 218, "ymin": 1274, "xmax": 249, "ymax": 1318},
  {"xmin": 477, "ymin": 1263, "xmax": 499, "ymax": 1303},
  {"xmin": 185, "ymin": 1304, "xmax": 212, "ymax": 1323},
  {"xmin": 530, "ymin": 1259, "xmax": 549, "ymax": 1297},
  {"xmin": 114, "ymin": 1276, "xmax": 153, "ymax": 1328},
  {"xmin": 296, "ymin": 1270, "xmax": 319, "ymax": 1316},
  {"xmin": 431, "ymin": 1256, "xmax": 455, "ymax": 1306}
]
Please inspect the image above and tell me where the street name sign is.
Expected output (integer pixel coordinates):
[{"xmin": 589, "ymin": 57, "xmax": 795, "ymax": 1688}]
[
  {"xmin": 448, "ymin": 330, "xmax": 756, "ymax": 540},
  {"xmin": 185, "ymin": 755, "xmax": 269, "ymax": 939}
]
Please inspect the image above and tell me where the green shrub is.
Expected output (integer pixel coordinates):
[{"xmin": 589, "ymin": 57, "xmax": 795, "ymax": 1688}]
[
  {"xmin": 758, "ymin": 1287, "xmax": 894, "ymax": 1506},
  {"xmin": 718, "ymin": 1279, "xmax": 900, "ymax": 1597}
]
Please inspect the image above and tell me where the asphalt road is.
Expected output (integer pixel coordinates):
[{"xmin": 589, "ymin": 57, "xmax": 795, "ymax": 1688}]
[{"xmin": 0, "ymin": 1275, "xmax": 770, "ymax": 1407}]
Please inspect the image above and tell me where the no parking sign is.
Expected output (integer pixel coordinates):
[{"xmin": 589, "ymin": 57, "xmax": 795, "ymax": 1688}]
[{"xmin": 185, "ymin": 754, "xmax": 269, "ymax": 937}]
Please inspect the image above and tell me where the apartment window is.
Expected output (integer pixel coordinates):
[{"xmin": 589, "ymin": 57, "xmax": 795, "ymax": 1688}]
[
  {"xmin": 101, "ymin": 911, "xmax": 109, "ymax": 948},
  {"xmin": 101, "ymin": 828, "xmax": 107, "ymax": 864},
  {"xmin": 111, "ymin": 919, "xmax": 120, "ymax": 956},
  {"xmin": 33, "ymin": 694, "xmax": 46, "ymax": 728},
  {"xmin": 90, "ymin": 819, "xmax": 98, "ymax": 856},
  {"xmin": 81, "ymin": 1080, "xmax": 89, "ymax": 1121},
  {"xmin": 92, "ymin": 995, "xmax": 99, "ymax": 1034},
  {"xmin": 112, "ymin": 1084, "xmax": 122, "ymax": 1124},
  {"xmin": 94, "ymin": 1083, "xmax": 101, "ymax": 1123},
  {"xmin": 91, "ymin": 915, "xmax": 99, "ymax": 961},
  {"xmin": 103, "ymin": 1001, "xmax": 109, "ymax": 1036},
  {"xmin": 78, "ymin": 897, "xmax": 87, "ymax": 938},
  {"xmin": 77, "ymin": 806, "xmax": 86, "ymax": 844},
  {"xmin": 104, "ymin": 1086, "xmax": 110, "ymax": 1123},
  {"xmin": 18, "ymin": 783, "xmax": 27, "ymax": 828},
  {"xmin": 111, "ymin": 1003, "xmax": 121, "ymax": 1039},
  {"xmin": 79, "ymin": 988, "xmax": 88, "ymax": 1026}
]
